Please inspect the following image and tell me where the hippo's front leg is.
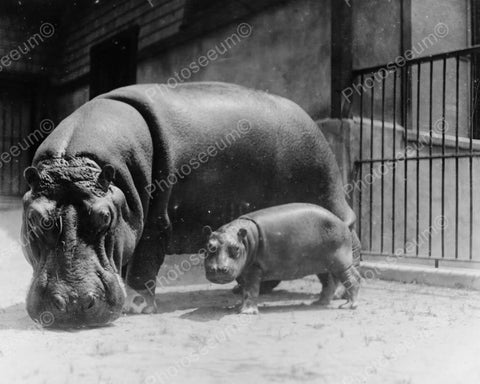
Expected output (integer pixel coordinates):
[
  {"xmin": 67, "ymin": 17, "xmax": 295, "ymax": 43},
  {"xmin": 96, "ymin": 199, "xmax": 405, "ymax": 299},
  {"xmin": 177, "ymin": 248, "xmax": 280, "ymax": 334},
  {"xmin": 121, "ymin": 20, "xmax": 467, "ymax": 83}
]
[
  {"xmin": 123, "ymin": 227, "xmax": 167, "ymax": 314},
  {"xmin": 239, "ymin": 264, "xmax": 262, "ymax": 315}
]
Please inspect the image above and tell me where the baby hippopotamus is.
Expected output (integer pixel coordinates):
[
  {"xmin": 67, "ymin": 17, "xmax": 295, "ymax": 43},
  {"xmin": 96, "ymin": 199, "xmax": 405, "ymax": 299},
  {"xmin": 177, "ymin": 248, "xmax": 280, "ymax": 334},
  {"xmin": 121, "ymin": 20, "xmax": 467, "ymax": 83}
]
[{"xmin": 203, "ymin": 203, "xmax": 361, "ymax": 314}]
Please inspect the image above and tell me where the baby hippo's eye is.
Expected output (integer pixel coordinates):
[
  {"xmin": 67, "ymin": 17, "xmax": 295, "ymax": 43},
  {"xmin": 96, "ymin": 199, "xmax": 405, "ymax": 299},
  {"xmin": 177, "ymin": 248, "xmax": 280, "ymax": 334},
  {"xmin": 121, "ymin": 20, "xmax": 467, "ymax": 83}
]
[{"xmin": 229, "ymin": 246, "xmax": 240, "ymax": 259}]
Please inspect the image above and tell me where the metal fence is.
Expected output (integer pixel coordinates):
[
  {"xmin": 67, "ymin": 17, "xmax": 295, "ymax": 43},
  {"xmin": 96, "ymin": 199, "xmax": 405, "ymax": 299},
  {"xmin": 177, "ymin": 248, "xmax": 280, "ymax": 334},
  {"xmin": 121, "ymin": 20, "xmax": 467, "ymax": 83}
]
[{"xmin": 351, "ymin": 46, "xmax": 480, "ymax": 266}]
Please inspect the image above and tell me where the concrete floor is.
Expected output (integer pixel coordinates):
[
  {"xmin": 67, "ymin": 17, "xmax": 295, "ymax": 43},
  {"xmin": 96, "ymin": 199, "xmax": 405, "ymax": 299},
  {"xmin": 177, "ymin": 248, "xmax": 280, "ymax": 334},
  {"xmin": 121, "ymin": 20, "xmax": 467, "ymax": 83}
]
[{"xmin": 1, "ymin": 208, "xmax": 480, "ymax": 384}]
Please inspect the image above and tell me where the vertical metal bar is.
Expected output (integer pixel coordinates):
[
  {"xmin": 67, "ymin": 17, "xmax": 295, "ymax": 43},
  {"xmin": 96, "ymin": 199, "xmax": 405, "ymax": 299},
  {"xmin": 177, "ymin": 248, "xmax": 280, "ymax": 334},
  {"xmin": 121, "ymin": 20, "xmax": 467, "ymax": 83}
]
[
  {"xmin": 403, "ymin": 65, "xmax": 409, "ymax": 254},
  {"xmin": 400, "ymin": 4, "xmax": 405, "ymax": 129},
  {"xmin": 1, "ymin": 92, "xmax": 5, "ymax": 196},
  {"xmin": 428, "ymin": 59, "xmax": 433, "ymax": 257},
  {"xmin": 359, "ymin": 74, "xmax": 364, "ymax": 244},
  {"xmin": 392, "ymin": 71, "xmax": 397, "ymax": 254},
  {"xmin": 381, "ymin": 75, "xmax": 386, "ymax": 253},
  {"xmin": 9, "ymin": 97, "xmax": 14, "ymax": 196},
  {"xmin": 470, "ymin": 54, "xmax": 474, "ymax": 261},
  {"xmin": 441, "ymin": 58, "xmax": 446, "ymax": 259},
  {"xmin": 455, "ymin": 55, "xmax": 460, "ymax": 259},
  {"xmin": 416, "ymin": 62, "xmax": 421, "ymax": 256},
  {"xmin": 370, "ymin": 76, "xmax": 375, "ymax": 251},
  {"xmin": 17, "ymin": 99, "xmax": 22, "ymax": 196},
  {"xmin": 21, "ymin": 95, "xmax": 30, "ymax": 194}
]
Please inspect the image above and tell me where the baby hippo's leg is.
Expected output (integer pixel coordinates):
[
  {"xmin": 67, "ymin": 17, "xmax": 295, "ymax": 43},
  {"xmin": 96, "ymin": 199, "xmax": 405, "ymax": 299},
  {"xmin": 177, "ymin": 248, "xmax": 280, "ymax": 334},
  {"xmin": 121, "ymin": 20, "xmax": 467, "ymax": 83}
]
[
  {"xmin": 232, "ymin": 277, "xmax": 245, "ymax": 295},
  {"xmin": 239, "ymin": 264, "xmax": 262, "ymax": 315},
  {"xmin": 316, "ymin": 273, "xmax": 337, "ymax": 305},
  {"xmin": 232, "ymin": 279, "xmax": 281, "ymax": 295},
  {"xmin": 259, "ymin": 280, "xmax": 281, "ymax": 294}
]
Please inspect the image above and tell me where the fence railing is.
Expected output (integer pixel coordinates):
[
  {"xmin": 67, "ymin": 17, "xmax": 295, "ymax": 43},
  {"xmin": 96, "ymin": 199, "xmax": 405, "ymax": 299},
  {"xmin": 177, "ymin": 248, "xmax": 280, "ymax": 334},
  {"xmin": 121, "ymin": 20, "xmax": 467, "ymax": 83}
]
[{"xmin": 350, "ymin": 46, "xmax": 480, "ymax": 266}]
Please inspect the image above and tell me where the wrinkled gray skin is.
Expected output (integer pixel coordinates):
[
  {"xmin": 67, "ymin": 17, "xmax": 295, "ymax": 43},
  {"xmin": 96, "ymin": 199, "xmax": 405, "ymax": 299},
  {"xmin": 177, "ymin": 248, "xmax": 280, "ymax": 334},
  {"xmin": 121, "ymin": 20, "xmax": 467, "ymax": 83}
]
[
  {"xmin": 22, "ymin": 82, "xmax": 359, "ymax": 328},
  {"xmin": 204, "ymin": 203, "xmax": 361, "ymax": 314},
  {"xmin": 23, "ymin": 161, "xmax": 131, "ymax": 327}
]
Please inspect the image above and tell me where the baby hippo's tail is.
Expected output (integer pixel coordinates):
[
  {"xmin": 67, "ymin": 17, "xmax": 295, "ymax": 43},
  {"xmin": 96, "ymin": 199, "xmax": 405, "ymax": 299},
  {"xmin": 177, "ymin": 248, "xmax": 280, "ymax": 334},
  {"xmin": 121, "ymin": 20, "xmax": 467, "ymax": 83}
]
[{"xmin": 337, "ymin": 265, "xmax": 362, "ymax": 309}]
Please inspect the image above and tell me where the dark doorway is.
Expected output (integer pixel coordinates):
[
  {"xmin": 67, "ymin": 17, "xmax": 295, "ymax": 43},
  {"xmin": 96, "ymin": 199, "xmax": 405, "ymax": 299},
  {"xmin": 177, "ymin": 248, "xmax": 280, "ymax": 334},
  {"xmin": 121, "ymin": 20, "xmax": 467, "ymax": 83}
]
[
  {"xmin": 89, "ymin": 26, "xmax": 139, "ymax": 99},
  {"xmin": 0, "ymin": 81, "xmax": 34, "ymax": 196}
]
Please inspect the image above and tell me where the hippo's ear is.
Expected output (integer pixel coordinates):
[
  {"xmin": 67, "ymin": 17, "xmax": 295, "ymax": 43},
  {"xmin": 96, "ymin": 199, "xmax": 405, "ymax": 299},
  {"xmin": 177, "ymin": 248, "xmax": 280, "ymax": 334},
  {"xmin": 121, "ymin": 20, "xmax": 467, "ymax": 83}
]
[
  {"xmin": 203, "ymin": 225, "xmax": 213, "ymax": 237},
  {"xmin": 24, "ymin": 167, "xmax": 40, "ymax": 190},
  {"xmin": 97, "ymin": 164, "xmax": 116, "ymax": 191},
  {"xmin": 238, "ymin": 228, "xmax": 248, "ymax": 239}
]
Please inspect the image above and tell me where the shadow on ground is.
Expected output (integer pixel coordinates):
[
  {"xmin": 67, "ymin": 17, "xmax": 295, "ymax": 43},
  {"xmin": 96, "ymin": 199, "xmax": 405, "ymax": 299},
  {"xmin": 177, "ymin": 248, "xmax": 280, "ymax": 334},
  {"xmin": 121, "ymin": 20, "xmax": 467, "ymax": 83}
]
[
  {"xmin": 157, "ymin": 287, "xmax": 321, "ymax": 322},
  {"xmin": 0, "ymin": 288, "xmax": 320, "ymax": 330}
]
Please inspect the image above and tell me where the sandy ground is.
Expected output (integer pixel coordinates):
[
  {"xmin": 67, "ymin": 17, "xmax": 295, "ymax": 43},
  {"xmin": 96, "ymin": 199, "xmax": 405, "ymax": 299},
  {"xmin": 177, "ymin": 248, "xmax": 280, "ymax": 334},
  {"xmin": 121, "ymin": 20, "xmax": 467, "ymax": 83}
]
[{"xmin": 1, "ymin": 208, "xmax": 480, "ymax": 384}]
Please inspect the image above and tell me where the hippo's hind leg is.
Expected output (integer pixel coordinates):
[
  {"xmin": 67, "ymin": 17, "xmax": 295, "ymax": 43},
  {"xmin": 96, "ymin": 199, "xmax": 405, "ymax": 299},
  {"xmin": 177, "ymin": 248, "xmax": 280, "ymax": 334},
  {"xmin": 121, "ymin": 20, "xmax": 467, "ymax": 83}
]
[
  {"xmin": 331, "ymin": 229, "xmax": 361, "ymax": 300},
  {"xmin": 316, "ymin": 273, "xmax": 337, "ymax": 305},
  {"xmin": 123, "ymin": 226, "xmax": 167, "ymax": 314},
  {"xmin": 334, "ymin": 229, "xmax": 361, "ymax": 305},
  {"xmin": 324, "ymin": 244, "xmax": 361, "ymax": 309},
  {"xmin": 351, "ymin": 229, "xmax": 361, "ymax": 267},
  {"xmin": 336, "ymin": 265, "xmax": 361, "ymax": 309}
]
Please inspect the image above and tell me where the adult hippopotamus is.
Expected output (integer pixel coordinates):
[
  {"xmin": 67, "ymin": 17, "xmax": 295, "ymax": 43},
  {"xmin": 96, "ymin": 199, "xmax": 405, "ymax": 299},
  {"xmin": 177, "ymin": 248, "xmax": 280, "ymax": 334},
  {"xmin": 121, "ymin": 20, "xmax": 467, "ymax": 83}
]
[
  {"xmin": 203, "ymin": 203, "xmax": 361, "ymax": 314},
  {"xmin": 22, "ymin": 81, "xmax": 359, "ymax": 327}
]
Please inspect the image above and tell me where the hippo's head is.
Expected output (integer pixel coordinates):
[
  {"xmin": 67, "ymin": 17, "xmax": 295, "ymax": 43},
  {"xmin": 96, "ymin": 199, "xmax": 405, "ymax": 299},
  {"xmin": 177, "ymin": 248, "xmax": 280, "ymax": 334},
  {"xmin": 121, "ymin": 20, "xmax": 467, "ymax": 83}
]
[
  {"xmin": 203, "ymin": 224, "xmax": 250, "ymax": 284},
  {"xmin": 22, "ymin": 157, "xmax": 131, "ymax": 328}
]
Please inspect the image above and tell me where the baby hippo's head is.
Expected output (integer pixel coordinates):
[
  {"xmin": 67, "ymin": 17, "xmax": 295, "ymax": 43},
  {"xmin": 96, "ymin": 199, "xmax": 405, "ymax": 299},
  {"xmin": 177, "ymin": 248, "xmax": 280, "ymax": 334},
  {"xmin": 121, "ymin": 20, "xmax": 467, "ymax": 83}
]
[{"xmin": 203, "ymin": 224, "xmax": 249, "ymax": 284}]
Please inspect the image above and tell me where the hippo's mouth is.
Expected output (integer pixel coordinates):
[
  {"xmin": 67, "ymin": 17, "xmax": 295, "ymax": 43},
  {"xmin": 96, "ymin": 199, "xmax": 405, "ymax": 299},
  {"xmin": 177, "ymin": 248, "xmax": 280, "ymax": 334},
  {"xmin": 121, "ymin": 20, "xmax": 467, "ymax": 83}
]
[
  {"xmin": 26, "ymin": 269, "xmax": 126, "ymax": 329},
  {"xmin": 205, "ymin": 269, "xmax": 237, "ymax": 284}
]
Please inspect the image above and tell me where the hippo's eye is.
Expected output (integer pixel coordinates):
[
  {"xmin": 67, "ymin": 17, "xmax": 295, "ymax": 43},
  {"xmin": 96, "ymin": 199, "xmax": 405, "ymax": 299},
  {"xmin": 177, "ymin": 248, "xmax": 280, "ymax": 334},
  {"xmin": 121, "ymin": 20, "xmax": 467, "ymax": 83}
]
[
  {"xmin": 27, "ymin": 209, "xmax": 56, "ymax": 233},
  {"xmin": 229, "ymin": 246, "xmax": 240, "ymax": 259},
  {"xmin": 207, "ymin": 242, "xmax": 217, "ymax": 254}
]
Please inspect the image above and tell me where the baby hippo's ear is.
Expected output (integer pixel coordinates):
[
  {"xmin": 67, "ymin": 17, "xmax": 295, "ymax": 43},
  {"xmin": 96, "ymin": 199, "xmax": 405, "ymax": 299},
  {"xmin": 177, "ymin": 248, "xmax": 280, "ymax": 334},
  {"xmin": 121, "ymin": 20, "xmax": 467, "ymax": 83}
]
[
  {"xmin": 97, "ymin": 164, "xmax": 116, "ymax": 191},
  {"xmin": 24, "ymin": 167, "xmax": 41, "ymax": 191},
  {"xmin": 238, "ymin": 228, "xmax": 248, "ymax": 239},
  {"xmin": 203, "ymin": 225, "xmax": 213, "ymax": 238}
]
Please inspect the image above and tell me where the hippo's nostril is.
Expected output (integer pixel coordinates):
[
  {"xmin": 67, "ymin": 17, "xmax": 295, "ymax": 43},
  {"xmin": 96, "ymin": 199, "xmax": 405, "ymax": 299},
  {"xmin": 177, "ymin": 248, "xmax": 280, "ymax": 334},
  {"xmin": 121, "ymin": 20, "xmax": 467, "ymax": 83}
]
[
  {"xmin": 83, "ymin": 293, "xmax": 96, "ymax": 311},
  {"xmin": 52, "ymin": 294, "xmax": 66, "ymax": 312}
]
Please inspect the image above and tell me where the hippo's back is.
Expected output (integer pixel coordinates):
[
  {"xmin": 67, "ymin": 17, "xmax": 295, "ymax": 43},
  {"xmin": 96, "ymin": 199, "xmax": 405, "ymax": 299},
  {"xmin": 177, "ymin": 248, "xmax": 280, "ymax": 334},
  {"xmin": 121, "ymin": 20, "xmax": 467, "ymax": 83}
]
[
  {"xmin": 101, "ymin": 82, "xmax": 321, "ymax": 149},
  {"xmin": 242, "ymin": 203, "xmax": 345, "ymax": 228},
  {"xmin": 240, "ymin": 203, "xmax": 352, "ymax": 280},
  {"xmin": 241, "ymin": 203, "xmax": 351, "ymax": 248},
  {"xmin": 99, "ymin": 83, "xmax": 355, "ymax": 253}
]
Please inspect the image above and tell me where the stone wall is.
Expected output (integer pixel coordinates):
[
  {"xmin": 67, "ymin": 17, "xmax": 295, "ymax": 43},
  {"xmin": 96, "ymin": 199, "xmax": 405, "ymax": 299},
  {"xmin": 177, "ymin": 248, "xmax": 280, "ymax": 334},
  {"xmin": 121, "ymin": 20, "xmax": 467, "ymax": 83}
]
[{"xmin": 54, "ymin": 0, "xmax": 332, "ymax": 121}]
